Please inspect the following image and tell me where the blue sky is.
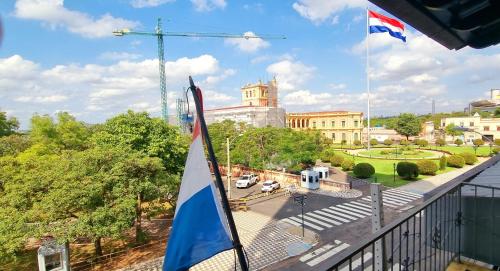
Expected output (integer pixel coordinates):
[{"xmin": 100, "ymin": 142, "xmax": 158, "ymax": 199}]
[{"xmin": 1, "ymin": 0, "xmax": 499, "ymax": 128}]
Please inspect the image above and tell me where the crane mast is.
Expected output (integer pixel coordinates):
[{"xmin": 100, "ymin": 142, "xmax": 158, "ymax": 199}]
[{"xmin": 156, "ymin": 19, "xmax": 168, "ymax": 121}]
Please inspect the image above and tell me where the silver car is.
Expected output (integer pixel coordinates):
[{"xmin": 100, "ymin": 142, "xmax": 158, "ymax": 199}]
[{"xmin": 261, "ymin": 180, "xmax": 280, "ymax": 192}]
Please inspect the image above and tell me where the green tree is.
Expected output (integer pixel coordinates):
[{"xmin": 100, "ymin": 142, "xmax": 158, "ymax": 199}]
[
  {"xmin": 207, "ymin": 120, "xmax": 241, "ymax": 165},
  {"xmin": 435, "ymin": 138, "xmax": 446, "ymax": 146},
  {"xmin": 473, "ymin": 138, "xmax": 484, "ymax": 146},
  {"xmin": 30, "ymin": 112, "xmax": 90, "ymax": 150},
  {"xmin": 0, "ymin": 134, "xmax": 31, "ymax": 156},
  {"xmin": 495, "ymin": 108, "xmax": 500, "ymax": 117},
  {"xmin": 91, "ymin": 111, "xmax": 188, "ymax": 174},
  {"xmin": 454, "ymin": 138, "xmax": 463, "ymax": 146},
  {"xmin": 0, "ymin": 111, "xmax": 19, "ymax": 137},
  {"xmin": 445, "ymin": 123, "xmax": 463, "ymax": 141},
  {"xmin": 395, "ymin": 113, "xmax": 421, "ymax": 140}
]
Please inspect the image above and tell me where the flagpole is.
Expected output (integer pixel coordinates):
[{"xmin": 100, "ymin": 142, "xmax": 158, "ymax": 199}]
[
  {"xmin": 188, "ymin": 76, "xmax": 249, "ymax": 271},
  {"xmin": 366, "ymin": 8, "xmax": 371, "ymax": 150}
]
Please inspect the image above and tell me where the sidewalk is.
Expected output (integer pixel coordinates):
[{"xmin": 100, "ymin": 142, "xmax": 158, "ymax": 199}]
[{"xmin": 397, "ymin": 157, "xmax": 490, "ymax": 195}]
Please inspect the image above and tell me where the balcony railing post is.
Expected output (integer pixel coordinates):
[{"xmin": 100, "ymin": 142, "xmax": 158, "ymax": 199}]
[{"xmin": 457, "ymin": 184, "xmax": 462, "ymax": 263}]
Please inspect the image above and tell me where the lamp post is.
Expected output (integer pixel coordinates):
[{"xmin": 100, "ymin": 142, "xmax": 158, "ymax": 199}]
[
  {"xmin": 393, "ymin": 163, "xmax": 396, "ymax": 182},
  {"xmin": 473, "ymin": 144, "xmax": 478, "ymax": 155},
  {"xmin": 226, "ymin": 134, "xmax": 242, "ymax": 199},
  {"xmin": 489, "ymin": 141, "xmax": 493, "ymax": 156}
]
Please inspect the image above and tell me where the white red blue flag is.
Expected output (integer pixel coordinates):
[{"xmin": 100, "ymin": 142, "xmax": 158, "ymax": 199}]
[
  {"xmin": 369, "ymin": 10, "xmax": 406, "ymax": 42},
  {"xmin": 163, "ymin": 113, "xmax": 233, "ymax": 270}
]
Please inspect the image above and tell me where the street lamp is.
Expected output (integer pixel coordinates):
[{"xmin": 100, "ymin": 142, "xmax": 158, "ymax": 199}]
[
  {"xmin": 227, "ymin": 134, "xmax": 242, "ymax": 199},
  {"xmin": 489, "ymin": 141, "xmax": 493, "ymax": 156},
  {"xmin": 473, "ymin": 144, "xmax": 478, "ymax": 155}
]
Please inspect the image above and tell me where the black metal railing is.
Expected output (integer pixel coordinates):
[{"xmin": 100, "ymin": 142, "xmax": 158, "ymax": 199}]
[{"xmin": 320, "ymin": 164, "xmax": 500, "ymax": 270}]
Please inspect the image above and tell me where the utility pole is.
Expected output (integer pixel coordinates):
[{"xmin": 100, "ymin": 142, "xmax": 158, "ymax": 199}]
[
  {"xmin": 370, "ymin": 183, "xmax": 386, "ymax": 271},
  {"xmin": 113, "ymin": 19, "xmax": 285, "ymax": 124},
  {"xmin": 226, "ymin": 137, "xmax": 232, "ymax": 199}
]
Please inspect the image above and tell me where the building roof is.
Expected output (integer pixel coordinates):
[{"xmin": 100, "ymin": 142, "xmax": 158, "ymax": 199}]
[
  {"xmin": 368, "ymin": 0, "xmax": 500, "ymax": 50},
  {"xmin": 204, "ymin": 105, "xmax": 256, "ymax": 112},
  {"xmin": 287, "ymin": 111, "xmax": 362, "ymax": 116}
]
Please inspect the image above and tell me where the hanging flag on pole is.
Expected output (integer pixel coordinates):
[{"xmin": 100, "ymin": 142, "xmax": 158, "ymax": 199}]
[
  {"xmin": 163, "ymin": 101, "xmax": 233, "ymax": 270},
  {"xmin": 368, "ymin": 10, "xmax": 406, "ymax": 42}
]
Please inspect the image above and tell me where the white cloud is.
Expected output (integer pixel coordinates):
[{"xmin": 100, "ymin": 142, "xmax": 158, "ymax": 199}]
[
  {"xmin": 225, "ymin": 32, "xmax": 270, "ymax": 53},
  {"xmin": 292, "ymin": 0, "xmax": 366, "ymax": 24},
  {"xmin": 14, "ymin": 0, "xmax": 139, "ymax": 38},
  {"xmin": 130, "ymin": 0, "xmax": 175, "ymax": 8},
  {"xmin": 15, "ymin": 95, "xmax": 68, "ymax": 103},
  {"xmin": 331, "ymin": 15, "xmax": 339, "ymax": 25},
  {"xmin": 191, "ymin": 0, "xmax": 226, "ymax": 12},
  {"xmin": 329, "ymin": 83, "xmax": 346, "ymax": 90},
  {"xmin": 266, "ymin": 59, "xmax": 316, "ymax": 91},
  {"xmin": 204, "ymin": 69, "xmax": 236, "ymax": 85},
  {"xmin": 99, "ymin": 51, "xmax": 142, "ymax": 61},
  {"xmin": 0, "ymin": 54, "xmax": 227, "ymax": 128}
]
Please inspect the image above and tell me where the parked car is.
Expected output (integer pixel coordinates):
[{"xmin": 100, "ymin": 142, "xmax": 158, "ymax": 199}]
[
  {"xmin": 235, "ymin": 174, "xmax": 258, "ymax": 188},
  {"xmin": 261, "ymin": 180, "xmax": 280, "ymax": 192}
]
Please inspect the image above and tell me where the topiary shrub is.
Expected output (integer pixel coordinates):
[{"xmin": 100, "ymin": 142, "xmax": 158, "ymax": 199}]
[
  {"xmin": 396, "ymin": 162, "xmax": 419, "ymax": 180},
  {"xmin": 400, "ymin": 139, "xmax": 409, "ymax": 146},
  {"xmin": 493, "ymin": 146, "xmax": 500, "ymax": 155},
  {"xmin": 383, "ymin": 139, "xmax": 393, "ymax": 146},
  {"xmin": 495, "ymin": 139, "xmax": 500, "ymax": 146},
  {"xmin": 416, "ymin": 139, "xmax": 429, "ymax": 147},
  {"xmin": 454, "ymin": 138, "xmax": 463, "ymax": 146},
  {"xmin": 370, "ymin": 139, "xmax": 378, "ymax": 146},
  {"xmin": 435, "ymin": 138, "xmax": 446, "ymax": 146},
  {"xmin": 353, "ymin": 163, "xmax": 375, "ymax": 179},
  {"xmin": 320, "ymin": 148, "xmax": 335, "ymax": 162},
  {"xmin": 353, "ymin": 140, "xmax": 362, "ymax": 146},
  {"xmin": 458, "ymin": 152, "xmax": 478, "ymax": 165},
  {"xmin": 473, "ymin": 139, "xmax": 484, "ymax": 146},
  {"xmin": 439, "ymin": 155, "xmax": 447, "ymax": 170},
  {"xmin": 416, "ymin": 160, "xmax": 438, "ymax": 175},
  {"xmin": 447, "ymin": 155, "xmax": 465, "ymax": 168},
  {"xmin": 341, "ymin": 159, "xmax": 355, "ymax": 171},
  {"xmin": 330, "ymin": 154, "xmax": 344, "ymax": 167}
]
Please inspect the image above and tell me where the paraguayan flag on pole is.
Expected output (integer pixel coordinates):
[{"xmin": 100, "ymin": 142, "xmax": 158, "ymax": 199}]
[{"xmin": 163, "ymin": 118, "xmax": 233, "ymax": 271}]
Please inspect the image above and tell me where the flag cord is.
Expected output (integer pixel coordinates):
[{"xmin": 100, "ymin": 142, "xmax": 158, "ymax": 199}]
[{"xmin": 188, "ymin": 76, "xmax": 249, "ymax": 271}]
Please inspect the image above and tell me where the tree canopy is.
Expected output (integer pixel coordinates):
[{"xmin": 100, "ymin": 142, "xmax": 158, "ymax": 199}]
[
  {"xmin": 395, "ymin": 113, "xmax": 421, "ymax": 140},
  {"xmin": 0, "ymin": 111, "xmax": 19, "ymax": 137}
]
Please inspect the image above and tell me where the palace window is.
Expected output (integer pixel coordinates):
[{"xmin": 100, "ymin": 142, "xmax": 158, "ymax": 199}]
[
  {"xmin": 322, "ymin": 121, "xmax": 325, "ymax": 127},
  {"xmin": 332, "ymin": 133, "xmax": 336, "ymax": 140},
  {"xmin": 331, "ymin": 121, "xmax": 335, "ymax": 127},
  {"xmin": 497, "ymin": 126, "xmax": 500, "ymax": 131},
  {"xmin": 354, "ymin": 120, "xmax": 359, "ymax": 128},
  {"xmin": 354, "ymin": 133, "xmax": 358, "ymax": 140},
  {"xmin": 484, "ymin": 126, "xmax": 490, "ymax": 131},
  {"xmin": 342, "ymin": 133, "xmax": 346, "ymax": 140},
  {"xmin": 470, "ymin": 122, "xmax": 475, "ymax": 127},
  {"xmin": 342, "ymin": 121, "xmax": 346, "ymax": 128},
  {"xmin": 312, "ymin": 121, "xmax": 316, "ymax": 128}
]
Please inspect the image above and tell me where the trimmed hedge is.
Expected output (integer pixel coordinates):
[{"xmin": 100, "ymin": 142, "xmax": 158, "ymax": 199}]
[
  {"xmin": 416, "ymin": 139, "xmax": 429, "ymax": 147},
  {"xmin": 439, "ymin": 155, "xmax": 447, "ymax": 170},
  {"xmin": 341, "ymin": 159, "xmax": 355, "ymax": 171},
  {"xmin": 396, "ymin": 162, "xmax": 419, "ymax": 180},
  {"xmin": 353, "ymin": 163, "xmax": 375, "ymax": 179},
  {"xmin": 383, "ymin": 139, "xmax": 393, "ymax": 146},
  {"xmin": 416, "ymin": 160, "xmax": 438, "ymax": 175},
  {"xmin": 447, "ymin": 155, "xmax": 465, "ymax": 168},
  {"xmin": 353, "ymin": 140, "xmax": 362, "ymax": 146},
  {"xmin": 400, "ymin": 139, "xmax": 410, "ymax": 146},
  {"xmin": 435, "ymin": 138, "xmax": 446, "ymax": 146},
  {"xmin": 370, "ymin": 139, "xmax": 378, "ymax": 146},
  {"xmin": 454, "ymin": 139, "xmax": 463, "ymax": 146},
  {"xmin": 320, "ymin": 148, "xmax": 336, "ymax": 162},
  {"xmin": 458, "ymin": 152, "xmax": 477, "ymax": 165},
  {"xmin": 495, "ymin": 139, "xmax": 500, "ymax": 146},
  {"xmin": 330, "ymin": 154, "xmax": 344, "ymax": 167},
  {"xmin": 473, "ymin": 139, "xmax": 484, "ymax": 146}
]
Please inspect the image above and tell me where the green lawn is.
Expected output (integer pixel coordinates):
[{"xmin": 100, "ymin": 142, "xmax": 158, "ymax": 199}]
[
  {"xmin": 429, "ymin": 145, "xmax": 492, "ymax": 156},
  {"xmin": 335, "ymin": 151, "xmax": 455, "ymax": 188},
  {"xmin": 358, "ymin": 149, "xmax": 437, "ymax": 159}
]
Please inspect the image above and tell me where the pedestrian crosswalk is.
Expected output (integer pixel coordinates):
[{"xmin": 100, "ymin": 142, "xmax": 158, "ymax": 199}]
[
  {"xmin": 279, "ymin": 189, "xmax": 422, "ymax": 232},
  {"xmin": 361, "ymin": 189, "xmax": 422, "ymax": 208},
  {"xmin": 299, "ymin": 240, "xmax": 412, "ymax": 270}
]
